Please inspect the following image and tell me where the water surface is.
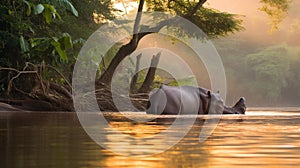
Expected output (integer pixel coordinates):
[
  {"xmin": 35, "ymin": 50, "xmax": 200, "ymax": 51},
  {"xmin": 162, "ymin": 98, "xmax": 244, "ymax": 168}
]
[{"xmin": 0, "ymin": 110, "xmax": 300, "ymax": 167}]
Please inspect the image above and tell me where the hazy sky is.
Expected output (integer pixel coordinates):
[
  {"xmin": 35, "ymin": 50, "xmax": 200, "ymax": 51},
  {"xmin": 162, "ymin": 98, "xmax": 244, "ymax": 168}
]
[
  {"xmin": 115, "ymin": 0, "xmax": 300, "ymax": 45},
  {"xmin": 207, "ymin": 0, "xmax": 300, "ymax": 46},
  {"xmin": 135, "ymin": 0, "xmax": 300, "ymax": 88}
]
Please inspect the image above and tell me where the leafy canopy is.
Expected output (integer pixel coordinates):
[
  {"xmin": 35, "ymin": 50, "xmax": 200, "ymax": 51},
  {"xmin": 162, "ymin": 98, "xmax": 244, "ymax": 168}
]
[
  {"xmin": 259, "ymin": 0, "xmax": 290, "ymax": 31},
  {"xmin": 145, "ymin": 0, "xmax": 244, "ymax": 38},
  {"xmin": 246, "ymin": 44, "xmax": 291, "ymax": 99}
]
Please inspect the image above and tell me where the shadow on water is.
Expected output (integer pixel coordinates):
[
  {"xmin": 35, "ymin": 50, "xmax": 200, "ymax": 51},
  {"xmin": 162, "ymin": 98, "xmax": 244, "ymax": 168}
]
[{"xmin": 0, "ymin": 110, "xmax": 300, "ymax": 167}]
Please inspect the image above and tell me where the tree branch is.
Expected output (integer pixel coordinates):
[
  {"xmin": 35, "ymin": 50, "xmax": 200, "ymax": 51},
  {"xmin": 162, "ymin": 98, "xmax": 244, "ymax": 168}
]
[
  {"xmin": 133, "ymin": 0, "xmax": 145, "ymax": 43},
  {"xmin": 186, "ymin": 0, "xmax": 207, "ymax": 17},
  {"xmin": 130, "ymin": 53, "xmax": 142, "ymax": 93},
  {"xmin": 45, "ymin": 65, "xmax": 72, "ymax": 90},
  {"xmin": 138, "ymin": 52, "xmax": 161, "ymax": 93},
  {"xmin": 99, "ymin": 2, "xmax": 178, "ymax": 85}
]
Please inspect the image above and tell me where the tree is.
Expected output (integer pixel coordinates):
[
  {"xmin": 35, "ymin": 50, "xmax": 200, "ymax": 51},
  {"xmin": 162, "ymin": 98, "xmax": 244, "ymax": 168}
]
[
  {"xmin": 259, "ymin": 0, "xmax": 290, "ymax": 31},
  {"xmin": 0, "ymin": 0, "xmax": 78, "ymax": 68},
  {"xmin": 245, "ymin": 44, "xmax": 291, "ymax": 101},
  {"xmin": 138, "ymin": 52, "xmax": 161, "ymax": 93},
  {"xmin": 99, "ymin": 0, "xmax": 244, "ymax": 86},
  {"xmin": 0, "ymin": 0, "xmax": 116, "ymax": 110},
  {"xmin": 55, "ymin": 0, "xmax": 116, "ymax": 39},
  {"xmin": 0, "ymin": 0, "xmax": 116, "ymax": 67}
]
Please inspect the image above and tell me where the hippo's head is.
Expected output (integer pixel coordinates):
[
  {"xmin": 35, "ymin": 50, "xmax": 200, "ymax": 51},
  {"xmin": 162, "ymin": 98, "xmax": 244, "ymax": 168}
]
[
  {"xmin": 223, "ymin": 97, "xmax": 247, "ymax": 114},
  {"xmin": 233, "ymin": 97, "xmax": 246, "ymax": 114}
]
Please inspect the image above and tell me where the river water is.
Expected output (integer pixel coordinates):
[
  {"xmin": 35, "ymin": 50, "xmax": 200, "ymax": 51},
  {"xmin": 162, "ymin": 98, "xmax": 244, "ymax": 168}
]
[{"xmin": 0, "ymin": 109, "xmax": 300, "ymax": 168}]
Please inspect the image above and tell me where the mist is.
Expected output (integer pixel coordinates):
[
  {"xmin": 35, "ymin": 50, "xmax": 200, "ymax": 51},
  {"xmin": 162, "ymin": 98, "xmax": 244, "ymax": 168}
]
[
  {"xmin": 210, "ymin": 0, "xmax": 300, "ymax": 107},
  {"xmin": 135, "ymin": 0, "xmax": 300, "ymax": 107}
]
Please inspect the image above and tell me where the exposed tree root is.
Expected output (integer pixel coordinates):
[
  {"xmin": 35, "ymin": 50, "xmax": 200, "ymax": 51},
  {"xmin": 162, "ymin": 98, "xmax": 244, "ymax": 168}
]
[
  {"xmin": 0, "ymin": 62, "xmax": 73, "ymax": 111},
  {"xmin": 0, "ymin": 63, "xmax": 149, "ymax": 112}
]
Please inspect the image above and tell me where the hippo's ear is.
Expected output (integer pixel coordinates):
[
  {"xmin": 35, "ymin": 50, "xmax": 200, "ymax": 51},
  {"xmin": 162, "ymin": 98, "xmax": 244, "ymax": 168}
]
[{"xmin": 207, "ymin": 91, "xmax": 211, "ymax": 97}]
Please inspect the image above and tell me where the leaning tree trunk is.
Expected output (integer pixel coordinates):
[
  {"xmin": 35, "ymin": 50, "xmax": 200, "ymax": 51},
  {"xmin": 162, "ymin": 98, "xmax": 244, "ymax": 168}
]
[
  {"xmin": 138, "ymin": 52, "xmax": 161, "ymax": 93},
  {"xmin": 99, "ymin": 0, "xmax": 145, "ymax": 86},
  {"xmin": 98, "ymin": 0, "xmax": 207, "ymax": 86},
  {"xmin": 99, "ymin": 42, "xmax": 138, "ymax": 85}
]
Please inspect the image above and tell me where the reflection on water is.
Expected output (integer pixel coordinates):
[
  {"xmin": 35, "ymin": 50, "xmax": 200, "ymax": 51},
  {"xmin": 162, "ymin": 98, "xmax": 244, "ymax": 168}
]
[{"xmin": 0, "ymin": 110, "xmax": 300, "ymax": 167}]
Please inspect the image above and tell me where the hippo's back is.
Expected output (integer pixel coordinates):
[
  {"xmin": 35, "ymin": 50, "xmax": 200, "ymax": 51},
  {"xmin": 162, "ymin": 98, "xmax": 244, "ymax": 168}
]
[{"xmin": 147, "ymin": 85, "xmax": 201, "ymax": 115}]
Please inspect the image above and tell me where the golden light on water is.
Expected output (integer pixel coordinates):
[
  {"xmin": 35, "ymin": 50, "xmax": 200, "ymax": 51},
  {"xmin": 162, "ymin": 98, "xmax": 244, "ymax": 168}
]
[
  {"xmin": 79, "ymin": 110, "xmax": 300, "ymax": 167},
  {"xmin": 108, "ymin": 121, "xmax": 166, "ymax": 137},
  {"xmin": 1, "ymin": 111, "xmax": 300, "ymax": 167}
]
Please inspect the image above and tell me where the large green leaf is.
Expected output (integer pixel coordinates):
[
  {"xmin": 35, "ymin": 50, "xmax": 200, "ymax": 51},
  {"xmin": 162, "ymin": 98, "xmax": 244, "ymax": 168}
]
[
  {"xmin": 42, "ymin": 5, "xmax": 53, "ymax": 24},
  {"xmin": 19, "ymin": 35, "xmax": 29, "ymax": 53},
  {"xmin": 51, "ymin": 40, "xmax": 68, "ymax": 62},
  {"xmin": 29, "ymin": 37, "xmax": 52, "ymax": 51},
  {"xmin": 34, "ymin": 4, "xmax": 45, "ymax": 15},
  {"xmin": 42, "ymin": 4, "xmax": 62, "ymax": 24},
  {"xmin": 58, "ymin": 33, "xmax": 72, "ymax": 50},
  {"xmin": 47, "ymin": 4, "xmax": 62, "ymax": 20},
  {"xmin": 59, "ymin": 0, "xmax": 78, "ymax": 17},
  {"xmin": 23, "ymin": 0, "xmax": 32, "ymax": 16}
]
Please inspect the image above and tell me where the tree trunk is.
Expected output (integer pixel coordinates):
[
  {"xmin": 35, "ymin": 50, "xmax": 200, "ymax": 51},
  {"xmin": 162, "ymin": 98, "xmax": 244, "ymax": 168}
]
[
  {"xmin": 130, "ymin": 53, "xmax": 142, "ymax": 93},
  {"xmin": 99, "ymin": 0, "xmax": 145, "ymax": 86},
  {"xmin": 138, "ymin": 52, "xmax": 161, "ymax": 93},
  {"xmin": 187, "ymin": 0, "xmax": 208, "ymax": 17},
  {"xmin": 98, "ymin": 0, "xmax": 207, "ymax": 86}
]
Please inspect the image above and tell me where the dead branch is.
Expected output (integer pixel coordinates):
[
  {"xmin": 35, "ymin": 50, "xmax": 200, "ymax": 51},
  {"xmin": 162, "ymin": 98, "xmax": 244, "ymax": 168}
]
[
  {"xmin": 45, "ymin": 65, "xmax": 72, "ymax": 90},
  {"xmin": 138, "ymin": 52, "xmax": 161, "ymax": 93},
  {"xmin": 49, "ymin": 82, "xmax": 72, "ymax": 99},
  {"xmin": 0, "ymin": 62, "xmax": 74, "ymax": 111},
  {"xmin": 23, "ymin": 62, "xmax": 47, "ymax": 95}
]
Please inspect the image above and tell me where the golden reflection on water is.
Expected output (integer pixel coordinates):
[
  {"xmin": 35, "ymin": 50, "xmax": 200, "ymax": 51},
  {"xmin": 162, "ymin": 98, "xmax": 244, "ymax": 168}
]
[
  {"xmin": 108, "ymin": 121, "xmax": 165, "ymax": 137},
  {"xmin": 0, "ymin": 111, "xmax": 300, "ymax": 167},
  {"xmin": 206, "ymin": 120, "xmax": 300, "ymax": 167}
]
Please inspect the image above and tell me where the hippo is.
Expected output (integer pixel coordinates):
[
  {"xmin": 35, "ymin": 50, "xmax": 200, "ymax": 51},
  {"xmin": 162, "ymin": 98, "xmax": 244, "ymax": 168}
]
[{"xmin": 146, "ymin": 85, "xmax": 246, "ymax": 115}]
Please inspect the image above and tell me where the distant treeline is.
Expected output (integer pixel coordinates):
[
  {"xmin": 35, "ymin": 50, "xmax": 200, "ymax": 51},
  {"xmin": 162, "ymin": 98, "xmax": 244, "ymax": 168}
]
[{"xmin": 214, "ymin": 37, "xmax": 300, "ymax": 107}]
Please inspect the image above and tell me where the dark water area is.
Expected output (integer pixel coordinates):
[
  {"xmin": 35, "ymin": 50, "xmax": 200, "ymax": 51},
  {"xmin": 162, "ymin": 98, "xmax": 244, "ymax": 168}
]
[{"xmin": 0, "ymin": 110, "xmax": 300, "ymax": 168}]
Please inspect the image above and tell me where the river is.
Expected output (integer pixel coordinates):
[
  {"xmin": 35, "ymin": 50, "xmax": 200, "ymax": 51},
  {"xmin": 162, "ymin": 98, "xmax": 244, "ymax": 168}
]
[{"xmin": 1, "ymin": 109, "xmax": 300, "ymax": 167}]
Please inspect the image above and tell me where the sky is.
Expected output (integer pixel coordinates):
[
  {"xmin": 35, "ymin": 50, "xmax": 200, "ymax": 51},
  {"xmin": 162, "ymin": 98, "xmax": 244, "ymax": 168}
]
[
  {"xmin": 113, "ymin": 0, "xmax": 300, "ymax": 46},
  {"xmin": 207, "ymin": 0, "xmax": 300, "ymax": 46}
]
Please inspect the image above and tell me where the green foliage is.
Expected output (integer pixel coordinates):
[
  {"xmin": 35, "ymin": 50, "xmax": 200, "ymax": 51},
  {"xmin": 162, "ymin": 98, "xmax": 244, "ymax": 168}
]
[
  {"xmin": 281, "ymin": 48, "xmax": 300, "ymax": 101},
  {"xmin": 168, "ymin": 76, "xmax": 197, "ymax": 86},
  {"xmin": 0, "ymin": 0, "xmax": 117, "ymax": 98},
  {"xmin": 23, "ymin": 0, "xmax": 78, "ymax": 17},
  {"xmin": 25, "ymin": 33, "xmax": 75, "ymax": 63},
  {"xmin": 52, "ymin": 0, "xmax": 116, "ymax": 40},
  {"xmin": 214, "ymin": 37, "xmax": 300, "ymax": 106},
  {"xmin": 22, "ymin": 1, "xmax": 66, "ymax": 24},
  {"xmin": 246, "ymin": 44, "xmax": 291, "ymax": 99},
  {"xmin": 132, "ymin": 69, "xmax": 168, "ymax": 90},
  {"xmin": 0, "ymin": 0, "xmax": 79, "ymax": 67},
  {"xmin": 192, "ymin": 7, "xmax": 244, "ymax": 38},
  {"xmin": 1, "ymin": 0, "xmax": 116, "ymax": 67},
  {"xmin": 259, "ymin": 0, "xmax": 290, "ymax": 31},
  {"xmin": 20, "ymin": 35, "xmax": 30, "ymax": 53},
  {"xmin": 145, "ymin": 0, "xmax": 244, "ymax": 38},
  {"xmin": 56, "ymin": 0, "xmax": 78, "ymax": 16}
]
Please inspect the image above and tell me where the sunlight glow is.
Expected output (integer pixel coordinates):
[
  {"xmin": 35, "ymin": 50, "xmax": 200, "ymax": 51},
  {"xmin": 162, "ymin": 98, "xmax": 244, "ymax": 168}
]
[{"xmin": 112, "ymin": 0, "xmax": 139, "ymax": 15}]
